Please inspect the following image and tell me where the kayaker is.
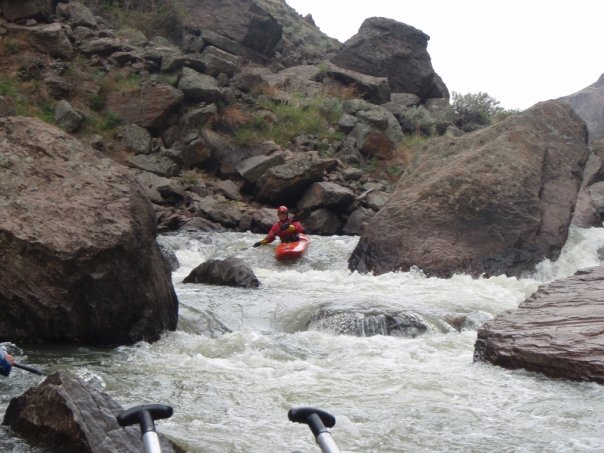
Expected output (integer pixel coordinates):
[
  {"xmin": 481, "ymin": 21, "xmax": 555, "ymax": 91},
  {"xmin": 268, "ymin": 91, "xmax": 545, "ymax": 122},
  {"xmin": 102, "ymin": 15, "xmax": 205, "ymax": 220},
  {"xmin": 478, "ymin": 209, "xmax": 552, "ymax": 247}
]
[
  {"xmin": 253, "ymin": 206, "xmax": 305, "ymax": 247},
  {"xmin": 1, "ymin": 345, "xmax": 15, "ymax": 377}
]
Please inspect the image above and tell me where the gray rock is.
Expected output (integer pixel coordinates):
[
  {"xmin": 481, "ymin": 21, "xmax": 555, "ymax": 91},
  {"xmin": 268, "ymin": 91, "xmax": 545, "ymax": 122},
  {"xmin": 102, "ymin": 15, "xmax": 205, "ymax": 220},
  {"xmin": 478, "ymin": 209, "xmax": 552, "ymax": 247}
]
[
  {"xmin": 118, "ymin": 124, "xmax": 152, "ymax": 155},
  {"xmin": 0, "ymin": 117, "xmax": 178, "ymax": 345},
  {"xmin": 178, "ymin": 67, "xmax": 224, "ymax": 103},
  {"xmin": 236, "ymin": 152, "xmax": 285, "ymax": 184},
  {"xmin": 183, "ymin": 256, "xmax": 259, "ymax": 288},
  {"xmin": 126, "ymin": 154, "xmax": 180, "ymax": 177},
  {"xmin": 54, "ymin": 99, "xmax": 84, "ymax": 132},
  {"xmin": 349, "ymin": 101, "xmax": 590, "ymax": 277},
  {"xmin": 56, "ymin": 2, "xmax": 98, "ymax": 28},
  {"xmin": 298, "ymin": 182, "xmax": 355, "ymax": 210},
  {"xmin": 331, "ymin": 17, "xmax": 448, "ymax": 101},
  {"xmin": 3, "ymin": 372, "xmax": 183, "ymax": 452},
  {"xmin": 474, "ymin": 266, "xmax": 604, "ymax": 384},
  {"xmin": 4, "ymin": 22, "xmax": 73, "ymax": 59},
  {"xmin": 559, "ymin": 74, "xmax": 604, "ymax": 141}
]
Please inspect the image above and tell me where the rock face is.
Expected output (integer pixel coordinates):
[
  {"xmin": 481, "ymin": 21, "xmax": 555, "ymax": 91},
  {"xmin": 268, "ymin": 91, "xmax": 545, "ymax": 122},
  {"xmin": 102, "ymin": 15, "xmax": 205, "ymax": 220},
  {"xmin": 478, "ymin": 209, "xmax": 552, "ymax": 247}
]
[
  {"xmin": 349, "ymin": 101, "xmax": 590, "ymax": 277},
  {"xmin": 331, "ymin": 17, "xmax": 448, "ymax": 102},
  {"xmin": 180, "ymin": 0, "xmax": 283, "ymax": 60},
  {"xmin": 0, "ymin": 117, "xmax": 178, "ymax": 345},
  {"xmin": 3, "ymin": 372, "xmax": 183, "ymax": 452},
  {"xmin": 474, "ymin": 266, "xmax": 604, "ymax": 384},
  {"xmin": 559, "ymin": 74, "xmax": 604, "ymax": 141}
]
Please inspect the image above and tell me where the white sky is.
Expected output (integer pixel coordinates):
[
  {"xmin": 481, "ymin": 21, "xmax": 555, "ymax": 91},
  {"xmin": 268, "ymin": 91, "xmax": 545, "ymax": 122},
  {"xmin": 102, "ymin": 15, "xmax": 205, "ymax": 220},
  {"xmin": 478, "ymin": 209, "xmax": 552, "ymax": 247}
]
[{"xmin": 285, "ymin": 0, "xmax": 603, "ymax": 110}]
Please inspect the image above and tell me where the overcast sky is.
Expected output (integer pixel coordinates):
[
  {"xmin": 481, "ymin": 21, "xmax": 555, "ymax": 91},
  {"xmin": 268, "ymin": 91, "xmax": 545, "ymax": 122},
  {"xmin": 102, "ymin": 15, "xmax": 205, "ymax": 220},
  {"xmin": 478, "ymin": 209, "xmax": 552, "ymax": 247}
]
[{"xmin": 285, "ymin": 0, "xmax": 603, "ymax": 110}]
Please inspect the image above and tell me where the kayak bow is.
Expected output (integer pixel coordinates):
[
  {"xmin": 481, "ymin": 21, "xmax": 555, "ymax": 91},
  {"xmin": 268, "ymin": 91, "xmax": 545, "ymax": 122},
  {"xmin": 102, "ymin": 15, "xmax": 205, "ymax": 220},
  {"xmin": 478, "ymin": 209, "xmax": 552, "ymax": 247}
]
[{"xmin": 275, "ymin": 234, "xmax": 310, "ymax": 261}]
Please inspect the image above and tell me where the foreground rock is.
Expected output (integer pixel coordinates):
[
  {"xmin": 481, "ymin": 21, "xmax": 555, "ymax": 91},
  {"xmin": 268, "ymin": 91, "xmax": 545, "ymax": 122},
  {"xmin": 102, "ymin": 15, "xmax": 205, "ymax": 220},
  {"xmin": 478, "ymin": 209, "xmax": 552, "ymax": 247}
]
[
  {"xmin": 474, "ymin": 266, "xmax": 604, "ymax": 384},
  {"xmin": 3, "ymin": 372, "xmax": 183, "ymax": 452},
  {"xmin": 349, "ymin": 101, "xmax": 590, "ymax": 277},
  {"xmin": 0, "ymin": 117, "xmax": 178, "ymax": 344}
]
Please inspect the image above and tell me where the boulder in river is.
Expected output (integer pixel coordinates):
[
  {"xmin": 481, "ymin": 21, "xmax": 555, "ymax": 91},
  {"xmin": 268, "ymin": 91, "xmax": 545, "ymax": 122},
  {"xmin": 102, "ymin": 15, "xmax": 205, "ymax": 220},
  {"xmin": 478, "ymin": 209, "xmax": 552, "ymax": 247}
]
[
  {"xmin": 183, "ymin": 256, "xmax": 260, "ymax": 288},
  {"xmin": 474, "ymin": 266, "xmax": 604, "ymax": 384},
  {"xmin": 0, "ymin": 117, "xmax": 178, "ymax": 345},
  {"xmin": 349, "ymin": 101, "xmax": 590, "ymax": 278}
]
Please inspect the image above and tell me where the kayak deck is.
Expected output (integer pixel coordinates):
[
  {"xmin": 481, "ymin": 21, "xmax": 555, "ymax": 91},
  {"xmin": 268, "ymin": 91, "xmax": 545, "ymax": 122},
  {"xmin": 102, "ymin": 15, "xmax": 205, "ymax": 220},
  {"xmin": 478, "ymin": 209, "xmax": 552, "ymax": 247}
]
[{"xmin": 275, "ymin": 234, "xmax": 310, "ymax": 261}]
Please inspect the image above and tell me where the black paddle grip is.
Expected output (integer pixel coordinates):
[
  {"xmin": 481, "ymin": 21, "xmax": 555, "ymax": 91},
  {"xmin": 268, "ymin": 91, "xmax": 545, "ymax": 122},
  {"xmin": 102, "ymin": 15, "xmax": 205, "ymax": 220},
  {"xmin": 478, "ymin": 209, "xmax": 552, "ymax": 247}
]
[
  {"xmin": 117, "ymin": 404, "xmax": 173, "ymax": 433},
  {"xmin": 288, "ymin": 407, "xmax": 336, "ymax": 437}
]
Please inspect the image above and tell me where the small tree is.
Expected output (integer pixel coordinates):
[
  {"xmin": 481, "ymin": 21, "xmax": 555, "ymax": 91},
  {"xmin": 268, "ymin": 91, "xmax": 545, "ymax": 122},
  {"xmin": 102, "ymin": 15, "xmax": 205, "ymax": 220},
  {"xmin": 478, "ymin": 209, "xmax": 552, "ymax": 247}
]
[{"xmin": 451, "ymin": 91, "xmax": 504, "ymax": 130}]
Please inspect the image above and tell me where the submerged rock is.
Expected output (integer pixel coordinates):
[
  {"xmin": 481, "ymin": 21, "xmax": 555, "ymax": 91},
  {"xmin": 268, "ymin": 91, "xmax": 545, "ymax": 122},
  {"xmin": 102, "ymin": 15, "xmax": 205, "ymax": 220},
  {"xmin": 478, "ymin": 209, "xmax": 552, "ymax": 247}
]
[{"xmin": 308, "ymin": 308, "xmax": 453, "ymax": 337}]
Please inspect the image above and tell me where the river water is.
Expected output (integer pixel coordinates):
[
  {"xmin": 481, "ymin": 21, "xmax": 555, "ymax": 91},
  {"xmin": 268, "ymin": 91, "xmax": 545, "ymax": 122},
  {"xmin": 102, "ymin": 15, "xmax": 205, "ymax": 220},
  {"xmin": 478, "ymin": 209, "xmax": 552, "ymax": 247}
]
[{"xmin": 2, "ymin": 227, "xmax": 604, "ymax": 452}]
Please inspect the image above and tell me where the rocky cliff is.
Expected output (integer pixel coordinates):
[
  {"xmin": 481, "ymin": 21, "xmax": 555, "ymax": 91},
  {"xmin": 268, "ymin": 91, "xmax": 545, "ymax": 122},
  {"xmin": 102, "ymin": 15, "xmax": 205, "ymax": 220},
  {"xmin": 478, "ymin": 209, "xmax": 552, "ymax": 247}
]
[{"xmin": 559, "ymin": 73, "xmax": 604, "ymax": 141}]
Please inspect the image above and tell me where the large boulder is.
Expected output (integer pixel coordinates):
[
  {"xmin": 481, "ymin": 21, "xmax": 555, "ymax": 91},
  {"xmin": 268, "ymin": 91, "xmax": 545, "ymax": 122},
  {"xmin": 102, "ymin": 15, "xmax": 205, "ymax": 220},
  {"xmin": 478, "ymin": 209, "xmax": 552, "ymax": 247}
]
[
  {"xmin": 105, "ymin": 82, "xmax": 183, "ymax": 131},
  {"xmin": 331, "ymin": 17, "xmax": 448, "ymax": 102},
  {"xmin": 179, "ymin": 0, "xmax": 283, "ymax": 61},
  {"xmin": 0, "ymin": 0, "xmax": 54, "ymax": 22},
  {"xmin": 254, "ymin": 152, "xmax": 337, "ymax": 206},
  {"xmin": 349, "ymin": 101, "xmax": 590, "ymax": 277},
  {"xmin": 3, "ymin": 372, "xmax": 183, "ymax": 452},
  {"xmin": 0, "ymin": 117, "xmax": 178, "ymax": 345},
  {"xmin": 474, "ymin": 266, "xmax": 604, "ymax": 384},
  {"xmin": 3, "ymin": 22, "xmax": 74, "ymax": 59}
]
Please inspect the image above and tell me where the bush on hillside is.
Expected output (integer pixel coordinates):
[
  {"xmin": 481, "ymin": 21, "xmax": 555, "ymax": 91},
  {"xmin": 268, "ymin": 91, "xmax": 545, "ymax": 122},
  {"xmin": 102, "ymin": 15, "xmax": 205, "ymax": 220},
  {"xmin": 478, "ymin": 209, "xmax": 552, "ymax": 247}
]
[
  {"xmin": 451, "ymin": 91, "xmax": 505, "ymax": 130},
  {"xmin": 83, "ymin": 0, "xmax": 185, "ymax": 43}
]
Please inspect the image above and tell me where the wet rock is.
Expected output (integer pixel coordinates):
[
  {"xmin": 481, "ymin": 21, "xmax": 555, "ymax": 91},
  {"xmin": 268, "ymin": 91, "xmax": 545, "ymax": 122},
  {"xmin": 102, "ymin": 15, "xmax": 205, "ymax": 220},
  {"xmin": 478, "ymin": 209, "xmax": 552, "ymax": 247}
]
[
  {"xmin": 2, "ymin": 371, "xmax": 184, "ymax": 453},
  {"xmin": 183, "ymin": 256, "xmax": 259, "ymax": 288},
  {"xmin": 474, "ymin": 266, "xmax": 604, "ymax": 384},
  {"xmin": 0, "ymin": 117, "xmax": 178, "ymax": 345},
  {"xmin": 308, "ymin": 308, "xmax": 451, "ymax": 337},
  {"xmin": 349, "ymin": 101, "xmax": 590, "ymax": 277}
]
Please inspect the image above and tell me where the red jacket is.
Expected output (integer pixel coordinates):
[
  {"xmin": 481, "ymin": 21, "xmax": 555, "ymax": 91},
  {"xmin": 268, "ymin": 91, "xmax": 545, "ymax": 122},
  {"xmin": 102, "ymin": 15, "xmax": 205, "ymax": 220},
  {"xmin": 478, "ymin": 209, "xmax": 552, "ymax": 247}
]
[{"xmin": 264, "ymin": 219, "xmax": 304, "ymax": 243}]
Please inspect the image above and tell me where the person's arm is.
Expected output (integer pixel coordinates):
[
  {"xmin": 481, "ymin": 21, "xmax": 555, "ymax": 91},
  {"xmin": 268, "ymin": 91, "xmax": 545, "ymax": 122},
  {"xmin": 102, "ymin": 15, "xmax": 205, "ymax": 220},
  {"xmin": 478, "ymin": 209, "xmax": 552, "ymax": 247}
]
[
  {"xmin": 253, "ymin": 223, "xmax": 279, "ymax": 247},
  {"xmin": 0, "ymin": 346, "xmax": 14, "ymax": 377}
]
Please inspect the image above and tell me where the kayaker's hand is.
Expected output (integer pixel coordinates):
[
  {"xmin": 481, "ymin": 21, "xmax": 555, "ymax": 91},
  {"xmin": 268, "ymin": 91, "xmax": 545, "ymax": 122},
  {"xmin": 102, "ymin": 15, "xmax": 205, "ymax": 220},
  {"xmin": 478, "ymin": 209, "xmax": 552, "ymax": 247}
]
[{"xmin": 287, "ymin": 225, "xmax": 296, "ymax": 233}]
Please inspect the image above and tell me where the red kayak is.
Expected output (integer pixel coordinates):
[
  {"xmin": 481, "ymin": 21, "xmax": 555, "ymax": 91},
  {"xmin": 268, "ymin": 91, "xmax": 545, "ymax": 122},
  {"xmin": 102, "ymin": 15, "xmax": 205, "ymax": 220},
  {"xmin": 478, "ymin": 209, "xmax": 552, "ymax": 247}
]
[{"xmin": 275, "ymin": 234, "xmax": 310, "ymax": 261}]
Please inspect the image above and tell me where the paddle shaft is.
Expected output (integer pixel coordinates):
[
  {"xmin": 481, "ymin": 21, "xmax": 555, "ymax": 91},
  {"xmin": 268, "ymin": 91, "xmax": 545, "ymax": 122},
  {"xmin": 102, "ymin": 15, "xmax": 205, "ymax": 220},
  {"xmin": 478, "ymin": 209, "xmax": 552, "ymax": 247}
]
[{"xmin": 13, "ymin": 362, "xmax": 45, "ymax": 375}]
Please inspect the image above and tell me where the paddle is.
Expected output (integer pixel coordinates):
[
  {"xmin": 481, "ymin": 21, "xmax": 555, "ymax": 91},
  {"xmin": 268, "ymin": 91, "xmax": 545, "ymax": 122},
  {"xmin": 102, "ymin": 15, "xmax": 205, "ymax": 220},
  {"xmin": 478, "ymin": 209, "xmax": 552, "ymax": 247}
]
[
  {"xmin": 13, "ymin": 362, "xmax": 45, "ymax": 376},
  {"xmin": 117, "ymin": 404, "xmax": 173, "ymax": 453},
  {"xmin": 288, "ymin": 407, "xmax": 340, "ymax": 453}
]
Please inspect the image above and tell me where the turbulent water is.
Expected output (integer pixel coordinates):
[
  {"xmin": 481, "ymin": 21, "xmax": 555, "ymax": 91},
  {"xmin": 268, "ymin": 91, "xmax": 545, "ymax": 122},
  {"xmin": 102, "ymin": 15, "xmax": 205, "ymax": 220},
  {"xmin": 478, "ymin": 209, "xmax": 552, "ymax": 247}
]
[{"xmin": 3, "ymin": 227, "xmax": 604, "ymax": 452}]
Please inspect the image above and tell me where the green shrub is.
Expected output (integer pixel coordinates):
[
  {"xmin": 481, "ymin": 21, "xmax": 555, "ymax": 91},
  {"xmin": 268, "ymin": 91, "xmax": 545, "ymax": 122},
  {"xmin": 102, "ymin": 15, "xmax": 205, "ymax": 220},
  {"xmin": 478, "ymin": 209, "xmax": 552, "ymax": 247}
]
[
  {"xmin": 88, "ymin": 93, "xmax": 105, "ymax": 111},
  {"xmin": 179, "ymin": 170, "xmax": 199, "ymax": 186},
  {"xmin": 451, "ymin": 91, "xmax": 505, "ymax": 129},
  {"xmin": 92, "ymin": 0, "xmax": 185, "ymax": 44},
  {"xmin": 0, "ymin": 79, "xmax": 19, "ymax": 97},
  {"xmin": 233, "ymin": 94, "xmax": 345, "ymax": 146},
  {"xmin": 403, "ymin": 106, "xmax": 435, "ymax": 136},
  {"xmin": 100, "ymin": 111, "xmax": 122, "ymax": 130}
]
